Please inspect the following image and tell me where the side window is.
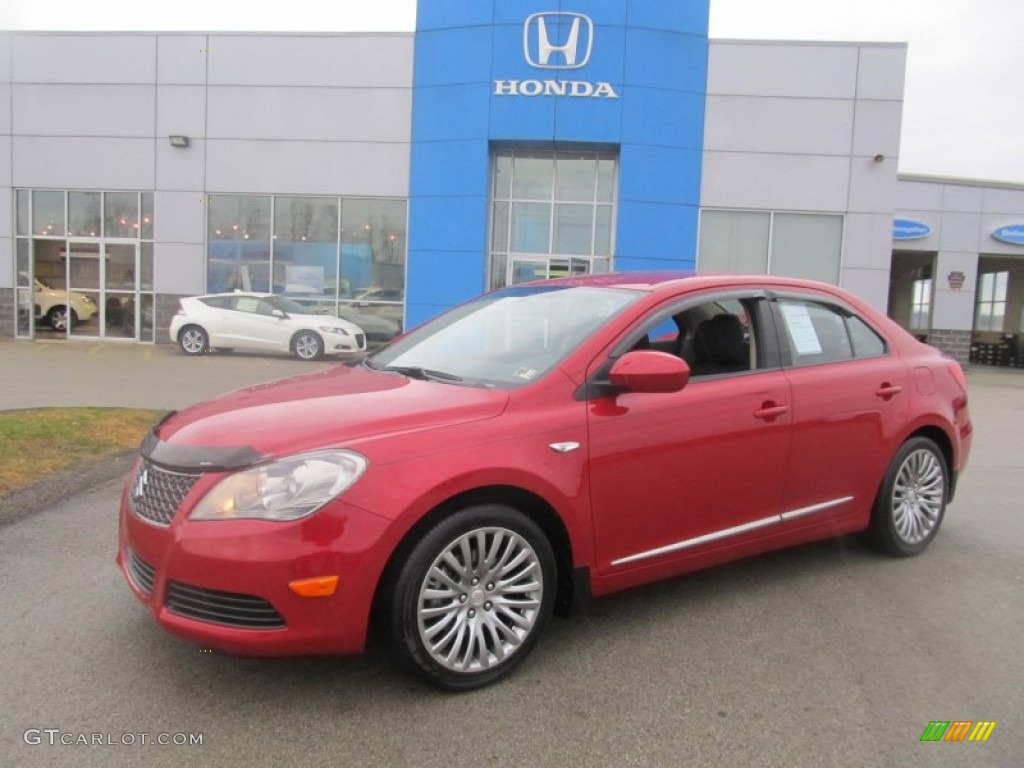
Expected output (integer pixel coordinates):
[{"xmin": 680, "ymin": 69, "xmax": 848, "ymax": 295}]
[
  {"xmin": 686, "ymin": 299, "xmax": 757, "ymax": 377},
  {"xmin": 200, "ymin": 296, "xmax": 232, "ymax": 310},
  {"xmin": 231, "ymin": 296, "xmax": 263, "ymax": 314},
  {"xmin": 776, "ymin": 299, "xmax": 886, "ymax": 366},
  {"xmin": 846, "ymin": 315, "xmax": 886, "ymax": 358}
]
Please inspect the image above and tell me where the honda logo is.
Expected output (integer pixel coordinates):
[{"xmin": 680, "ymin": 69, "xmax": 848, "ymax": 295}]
[{"xmin": 524, "ymin": 12, "xmax": 593, "ymax": 69}]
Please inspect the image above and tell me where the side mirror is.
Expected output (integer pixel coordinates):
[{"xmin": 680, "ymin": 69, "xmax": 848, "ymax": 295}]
[
  {"xmin": 271, "ymin": 309, "xmax": 288, "ymax": 319},
  {"xmin": 608, "ymin": 350, "xmax": 690, "ymax": 394}
]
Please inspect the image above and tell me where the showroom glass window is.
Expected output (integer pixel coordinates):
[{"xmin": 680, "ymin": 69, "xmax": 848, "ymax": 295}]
[
  {"xmin": 975, "ymin": 271, "xmax": 1008, "ymax": 332},
  {"xmin": 699, "ymin": 210, "xmax": 844, "ymax": 284},
  {"xmin": 489, "ymin": 149, "xmax": 618, "ymax": 289},
  {"xmin": 13, "ymin": 189, "xmax": 156, "ymax": 342},
  {"xmin": 207, "ymin": 195, "xmax": 407, "ymax": 332}
]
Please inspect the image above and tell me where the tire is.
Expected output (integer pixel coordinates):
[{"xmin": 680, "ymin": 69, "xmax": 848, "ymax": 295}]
[
  {"xmin": 292, "ymin": 331, "xmax": 324, "ymax": 361},
  {"xmin": 865, "ymin": 437, "xmax": 949, "ymax": 557},
  {"xmin": 385, "ymin": 504, "xmax": 556, "ymax": 691},
  {"xmin": 47, "ymin": 306, "xmax": 77, "ymax": 331},
  {"xmin": 178, "ymin": 325, "xmax": 209, "ymax": 356}
]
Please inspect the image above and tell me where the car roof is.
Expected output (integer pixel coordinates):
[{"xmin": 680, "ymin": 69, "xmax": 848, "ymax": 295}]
[{"xmin": 521, "ymin": 271, "xmax": 844, "ymax": 295}]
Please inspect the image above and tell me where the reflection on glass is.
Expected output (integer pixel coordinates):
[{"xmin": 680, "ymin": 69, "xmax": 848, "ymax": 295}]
[
  {"xmin": 554, "ymin": 204, "xmax": 593, "ymax": 255},
  {"xmin": 105, "ymin": 192, "xmax": 139, "ymax": 238},
  {"xmin": 511, "ymin": 155, "xmax": 553, "ymax": 200},
  {"xmin": 16, "ymin": 190, "xmax": 29, "ymax": 236},
  {"xmin": 16, "ymin": 239, "xmax": 31, "ymax": 337},
  {"xmin": 493, "ymin": 155, "xmax": 512, "ymax": 199},
  {"xmin": 141, "ymin": 242, "xmax": 154, "ymax": 291},
  {"xmin": 510, "ymin": 203, "xmax": 550, "ymax": 252},
  {"xmin": 491, "ymin": 202, "xmax": 509, "ymax": 252},
  {"xmin": 596, "ymin": 158, "xmax": 616, "ymax": 203},
  {"xmin": 69, "ymin": 192, "xmax": 102, "ymax": 237},
  {"xmin": 105, "ymin": 244, "xmax": 137, "ymax": 290},
  {"xmin": 273, "ymin": 197, "xmax": 339, "ymax": 300},
  {"xmin": 140, "ymin": 294, "xmax": 155, "ymax": 342},
  {"xmin": 33, "ymin": 191, "xmax": 65, "ymax": 236},
  {"xmin": 555, "ymin": 156, "xmax": 595, "ymax": 202},
  {"xmin": 208, "ymin": 196, "xmax": 272, "ymax": 293},
  {"xmin": 141, "ymin": 193, "xmax": 154, "ymax": 240}
]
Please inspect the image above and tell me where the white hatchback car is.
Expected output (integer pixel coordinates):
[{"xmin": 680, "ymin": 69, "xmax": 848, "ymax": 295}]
[{"xmin": 170, "ymin": 293, "xmax": 367, "ymax": 360}]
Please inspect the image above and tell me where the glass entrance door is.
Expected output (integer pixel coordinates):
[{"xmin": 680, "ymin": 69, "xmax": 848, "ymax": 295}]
[
  {"xmin": 104, "ymin": 243, "xmax": 139, "ymax": 339},
  {"xmin": 67, "ymin": 242, "xmax": 101, "ymax": 338}
]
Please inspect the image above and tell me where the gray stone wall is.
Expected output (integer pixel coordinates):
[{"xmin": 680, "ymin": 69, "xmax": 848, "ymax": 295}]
[{"xmin": 927, "ymin": 328, "xmax": 971, "ymax": 364}]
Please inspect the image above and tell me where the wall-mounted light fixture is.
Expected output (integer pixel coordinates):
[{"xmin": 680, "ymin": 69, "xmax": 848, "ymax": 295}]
[
  {"xmin": 873, "ymin": 154, "xmax": 885, "ymax": 163},
  {"xmin": 169, "ymin": 135, "xmax": 190, "ymax": 148}
]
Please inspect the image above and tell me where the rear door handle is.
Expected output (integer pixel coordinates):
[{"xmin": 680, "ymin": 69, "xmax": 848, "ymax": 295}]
[
  {"xmin": 875, "ymin": 384, "xmax": 903, "ymax": 399},
  {"xmin": 754, "ymin": 402, "xmax": 790, "ymax": 420}
]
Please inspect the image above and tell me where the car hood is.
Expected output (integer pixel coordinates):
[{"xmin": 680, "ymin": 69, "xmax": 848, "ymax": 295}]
[{"xmin": 146, "ymin": 364, "xmax": 510, "ymax": 470}]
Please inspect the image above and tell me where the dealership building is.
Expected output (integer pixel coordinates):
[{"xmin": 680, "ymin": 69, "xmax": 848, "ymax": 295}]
[{"xmin": 2, "ymin": 0, "xmax": 1023, "ymax": 365}]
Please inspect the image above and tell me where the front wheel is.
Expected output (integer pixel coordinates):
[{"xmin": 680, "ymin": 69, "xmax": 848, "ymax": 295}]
[
  {"xmin": 47, "ymin": 306, "xmax": 77, "ymax": 331},
  {"xmin": 865, "ymin": 437, "xmax": 948, "ymax": 557},
  {"xmin": 292, "ymin": 331, "xmax": 323, "ymax": 360},
  {"xmin": 386, "ymin": 504, "xmax": 556, "ymax": 691}
]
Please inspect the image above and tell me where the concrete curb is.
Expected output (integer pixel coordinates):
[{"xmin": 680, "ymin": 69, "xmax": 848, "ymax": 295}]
[{"xmin": 0, "ymin": 452, "xmax": 135, "ymax": 527}]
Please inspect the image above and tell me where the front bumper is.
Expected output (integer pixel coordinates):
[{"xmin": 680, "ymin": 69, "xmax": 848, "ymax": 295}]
[{"xmin": 117, "ymin": 473, "xmax": 391, "ymax": 657}]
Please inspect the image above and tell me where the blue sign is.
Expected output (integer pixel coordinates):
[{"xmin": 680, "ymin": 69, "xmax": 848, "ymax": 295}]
[
  {"xmin": 893, "ymin": 219, "xmax": 932, "ymax": 240},
  {"xmin": 993, "ymin": 225, "xmax": 1024, "ymax": 245},
  {"xmin": 405, "ymin": 0, "xmax": 711, "ymax": 328}
]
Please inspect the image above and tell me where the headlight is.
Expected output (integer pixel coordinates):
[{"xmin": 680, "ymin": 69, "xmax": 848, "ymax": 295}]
[
  {"xmin": 190, "ymin": 450, "xmax": 367, "ymax": 522},
  {"xmin": 318, "ymin": 326, "xmax": 350, "ymax": 336}
]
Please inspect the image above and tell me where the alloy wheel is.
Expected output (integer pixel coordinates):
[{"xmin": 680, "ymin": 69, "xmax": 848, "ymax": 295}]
[
  {"xmin": 416, "ymin": 527, "xmax": 544, "ymax": 674},
  {"xmin": 294, "ymin": 333, "xmax": 321, "ymax": 360},
  {"xmin": 891, "ymin": 448, "xmax": 945, "ymax": 545}
]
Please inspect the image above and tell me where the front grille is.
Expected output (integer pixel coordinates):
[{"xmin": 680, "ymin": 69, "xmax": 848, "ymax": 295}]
[
  {"xmin": 166, "ymin": 582, "xmax": 286, "ymax": 629},
  {"xmin": 126, "ymin": 549, "xmax": 156, "ymax": 595},
  {"xmin": 128, "ymin": 460, "xmax": 200, "ymax": 527},
  {"xmin": 355, "ymin": 333, "xmax": 366, "ymax": 349}
]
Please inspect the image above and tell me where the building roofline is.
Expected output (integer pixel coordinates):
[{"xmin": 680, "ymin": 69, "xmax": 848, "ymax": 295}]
[{"xmin": 898, "ymin": 173, "xmax": 1024, "ymax": 191}]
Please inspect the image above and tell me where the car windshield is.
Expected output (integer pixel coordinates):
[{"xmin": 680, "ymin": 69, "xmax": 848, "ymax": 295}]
[
  {"xmin": 367, "ymin": 285, "xmax": 640, "ymax": 387},
  {"xmin": 266, "ymin": 296, "xmax": 316, "ymax": 315}
]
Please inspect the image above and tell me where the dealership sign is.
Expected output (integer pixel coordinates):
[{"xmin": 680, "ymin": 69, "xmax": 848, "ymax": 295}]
[
  {"xmin": 494, "ymin": 12, "xmax": 619, "ymax": 99},
  {"xmin": 992, "ymin": 225, "xmax": 1024, "ymax": 245},
  {"xmin": 893, "ymin": 219, "xmax": 932, "ymax": 240}
]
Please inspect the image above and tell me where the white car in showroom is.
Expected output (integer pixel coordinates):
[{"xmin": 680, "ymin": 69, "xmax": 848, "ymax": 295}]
[{"xmin": 170, "ymin": 292, "xmax": 367, "ymax": 360}]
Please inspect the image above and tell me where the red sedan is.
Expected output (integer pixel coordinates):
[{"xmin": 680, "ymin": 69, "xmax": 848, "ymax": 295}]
[{"xmin": 118, "ymin": 273, "xmax": 972, "ymax": 690}]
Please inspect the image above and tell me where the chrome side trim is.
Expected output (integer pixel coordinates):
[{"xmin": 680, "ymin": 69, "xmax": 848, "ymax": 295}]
[
  {"xmin": 549, "ymin": 441, "xmax": 581, "ymax": 453},
  {"xmin": 780, "ymin": 495, "xmax": 854, "ymax": 522},
  {"xmin": 610, "ymin": 515, "xmax": 779, "ymax": 567}
]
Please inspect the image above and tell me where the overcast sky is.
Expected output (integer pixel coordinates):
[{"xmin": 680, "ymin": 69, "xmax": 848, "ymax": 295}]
[{"xmin": 3, "ymin": 0, "xmax": 1021, "ymax": 185}]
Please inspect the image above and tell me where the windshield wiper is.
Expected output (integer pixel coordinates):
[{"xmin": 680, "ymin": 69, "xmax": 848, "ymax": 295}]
[{"xmin": 379, "ymin": 365, "xmax": 466, "ymax": 384}]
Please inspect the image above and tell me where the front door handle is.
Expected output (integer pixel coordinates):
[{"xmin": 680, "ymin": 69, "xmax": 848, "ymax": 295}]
[
  {"xmin": 754, "ymin": 402, "xmax": 790, "ymax": 421},
  {"xmin": 875, "ymin": 383, "xmax": 903, "ymax": 399}
]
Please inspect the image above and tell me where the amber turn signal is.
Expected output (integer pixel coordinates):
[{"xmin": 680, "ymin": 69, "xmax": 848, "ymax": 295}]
[{"xmin": 288, "ymin": 575, "xmax": 339, "ymax": 597}]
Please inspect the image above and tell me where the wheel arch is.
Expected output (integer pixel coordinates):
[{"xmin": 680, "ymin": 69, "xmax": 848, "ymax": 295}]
[
  {"xmin": 905, "ymin": 424, "xmax": 956, "ymax": 499},
  {"xmin": 371, "ymin": 484, "xmax": 584, "ymax": 639}
]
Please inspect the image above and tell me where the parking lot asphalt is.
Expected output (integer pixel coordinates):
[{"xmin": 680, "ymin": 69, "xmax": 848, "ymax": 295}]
[
  {"xmin": 0, "ymin": 338, "xmax": 337, "ymax": 412},
  {"xmin": 1, "ymin": 339, "xmax": 1022, "ymax": 767}
]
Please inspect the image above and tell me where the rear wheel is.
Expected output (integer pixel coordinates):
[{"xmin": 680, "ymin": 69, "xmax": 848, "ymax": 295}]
[
  {"xmin": 386, "ymin": 504, "xmax": 556, "ymax": 690},
  {"xmin": 292, "ymin": 331, "xmax": 323, "ymax": 360},
  {"xmin": 866, "ymin": 437, "xmax": 948, "ymax": 557},
  {"xmin": 178, "ymin": 325, "xmax": 208, "ymax": 356}
]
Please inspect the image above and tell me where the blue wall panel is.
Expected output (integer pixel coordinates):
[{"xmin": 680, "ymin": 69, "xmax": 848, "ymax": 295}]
[{"xmin": 408, "ymin": 0, "xmax": 710, "ymax": 324}]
